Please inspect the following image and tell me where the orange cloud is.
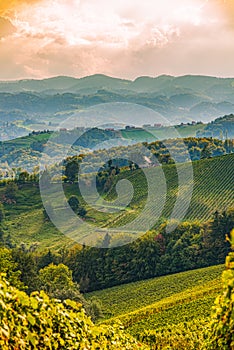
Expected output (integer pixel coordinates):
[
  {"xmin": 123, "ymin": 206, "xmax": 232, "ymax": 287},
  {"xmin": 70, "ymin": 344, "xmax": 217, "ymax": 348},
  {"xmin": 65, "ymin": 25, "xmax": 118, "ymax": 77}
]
[
  {"xmin": 0, "ymin": 17, "xmax": 16, "ymax": 38},
  {"xmin": 0, "ymin": 0, "xmax": 42, "ymax": 16},
  {"xmin": 213, "ymin": 0, "xmax": 234, "ymax": 27}
]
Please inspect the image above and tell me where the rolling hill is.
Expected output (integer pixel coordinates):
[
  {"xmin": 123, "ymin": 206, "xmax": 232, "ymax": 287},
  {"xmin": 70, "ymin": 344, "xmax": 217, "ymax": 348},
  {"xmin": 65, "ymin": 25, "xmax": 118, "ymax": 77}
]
[
  {"xmin": 1, "ymin": 74, "xmax": 234, "ymax": 141},
  {"xmin": 0, "ymin": 153, "xmax": 233, "ymax": 250},
  {"xmin": 85, "ymin": 264, "xmax": 224, "ymax": 349}
]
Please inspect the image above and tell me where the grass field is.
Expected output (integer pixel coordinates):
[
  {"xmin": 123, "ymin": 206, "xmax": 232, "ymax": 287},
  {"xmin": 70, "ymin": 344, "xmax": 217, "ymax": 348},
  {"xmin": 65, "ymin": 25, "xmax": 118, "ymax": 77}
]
[{"xmin": 3, "ymin": 132, "xmax": 53, "ymax": 149}]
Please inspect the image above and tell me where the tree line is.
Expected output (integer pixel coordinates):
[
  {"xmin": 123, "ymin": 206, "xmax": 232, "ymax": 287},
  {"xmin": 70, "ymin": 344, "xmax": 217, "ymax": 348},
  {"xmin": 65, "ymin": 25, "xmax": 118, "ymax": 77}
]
[{"xmin": 0, "ymin": 207, "xmax": 233, "ymax": 294}]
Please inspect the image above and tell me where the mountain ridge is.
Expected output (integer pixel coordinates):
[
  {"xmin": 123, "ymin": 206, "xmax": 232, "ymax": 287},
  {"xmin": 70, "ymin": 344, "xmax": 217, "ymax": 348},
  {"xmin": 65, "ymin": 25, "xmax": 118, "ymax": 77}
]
[{"xmin": 1, "ymin": 74, "xmax": 234, "ymax": 94}]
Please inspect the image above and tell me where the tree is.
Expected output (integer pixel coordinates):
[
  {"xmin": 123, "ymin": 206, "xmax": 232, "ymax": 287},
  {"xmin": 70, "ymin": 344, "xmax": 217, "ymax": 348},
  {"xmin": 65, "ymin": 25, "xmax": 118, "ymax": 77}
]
[
  {"xmin": 68, "ymin": 195, "xmax": 87, "ymax": 217},
  {"xmin": 206, "ymin": 229, "xmax": 234, "ymax": 349},
  {"xmin": 39, "ymin": 263, "xmax": 75, "ymax": 295},
  {"xmin": 78, "ymin": 206, "xmax": 87, "ymax": 218},
  {"xmin": 0, "ymin": 229, "xmax": 4, "ymax": 244},
  {"xmin": 0, "ymin": 247, "xmax": 24, "ymax": 289},
  {"xmin": 5, "ymin": 182, "xmax": 18, "ymax": 200},
  {"xmin": 64, "ymin": 157, "xmax": 82, "ymax": 183},
  {"xmin": 39, "ymin": 263, "xmax": 103, "ymax": 322},
  {"xmin": 68, "ymin": 195, "xmax": 79, "ymax": 212},
  {"xmin": 12, "ymin": 248, "xmax": 39, "ymax": 293},
  {"xmin": 38, "ymin": 263, "xmax": 94, "ymax": 316},
  {"xmin": 37, "ymin": 250, "xmax": 54, "ymax": 270},
  {"xmin": 5, "ymin": 234, "xmax": 15, "ymax": 249},
  {"xmin": 201, "ymin": 145, "xmax": 212, "ymax": 159},
  {"xmin": 0, "ymin": 203, "xmax": 5, "ymax": 223},
  {"xmin": 18, "ymin": 170, "xmax": 30, "ymax": 184}
]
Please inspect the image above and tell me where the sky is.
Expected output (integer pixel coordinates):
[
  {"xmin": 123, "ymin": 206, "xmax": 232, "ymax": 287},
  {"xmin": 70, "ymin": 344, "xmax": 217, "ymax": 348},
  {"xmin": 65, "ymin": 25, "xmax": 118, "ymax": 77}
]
[{"xmin": 0, "ymin": 0, "xmax": 234, "ymax": 80}]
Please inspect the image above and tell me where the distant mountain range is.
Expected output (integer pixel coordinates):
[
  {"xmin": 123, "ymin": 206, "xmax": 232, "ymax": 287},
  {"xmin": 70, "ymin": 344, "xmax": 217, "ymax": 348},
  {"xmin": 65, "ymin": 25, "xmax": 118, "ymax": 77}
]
[
  {"xmin": 0, "ymin": 74, "xmax": 234, "ymax": 137},
  {"xmin": 1, "ymin": 74, "xmax": 234, "ymax": 96}
]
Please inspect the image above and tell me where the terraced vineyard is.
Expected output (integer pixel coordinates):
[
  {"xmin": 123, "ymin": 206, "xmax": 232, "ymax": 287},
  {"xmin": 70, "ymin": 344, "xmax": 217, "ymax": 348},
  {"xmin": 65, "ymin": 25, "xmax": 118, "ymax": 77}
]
[
  {"xmin": 1, "ymin": 154, "xmax": 233, "ymax": 249},
  {"xmin": 102, "ymin": 153, "xmax": 234, "ymax": 228},
  {"xmin": 86, "ymin": 264, "xmax": 223, "ymax": 337},
  {"xmin": 85, "ymin": 265, "xmax": 224, "ymax": 349}
]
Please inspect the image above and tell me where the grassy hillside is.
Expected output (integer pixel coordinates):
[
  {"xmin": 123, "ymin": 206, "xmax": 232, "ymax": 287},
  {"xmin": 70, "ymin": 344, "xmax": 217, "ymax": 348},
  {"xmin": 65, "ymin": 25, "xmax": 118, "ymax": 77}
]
[
  {"xmin": 120, "ymin": 123, "xmax": 206, "ymax": 141},
  {"xmin": 0, "ymin": 153, "xmax": 233, "ymax": 250}
]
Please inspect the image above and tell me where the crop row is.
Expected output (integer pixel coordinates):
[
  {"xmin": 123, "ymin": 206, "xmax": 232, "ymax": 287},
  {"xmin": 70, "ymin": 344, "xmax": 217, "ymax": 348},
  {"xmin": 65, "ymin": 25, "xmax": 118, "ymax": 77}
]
[
  {"xmin": 128, "ymin": 293, "xmax": 217, "ymax": 335},
  {"xmin": 86, "ymin": 265, "xmax": 223, "ymax": 318},
  {"xmin": 102, "ymin": 154, "xmax": 234, "ymax": 227},
  {"xmin": 102, "ymin": 279, "xmax": 221, "ymax": 328}
]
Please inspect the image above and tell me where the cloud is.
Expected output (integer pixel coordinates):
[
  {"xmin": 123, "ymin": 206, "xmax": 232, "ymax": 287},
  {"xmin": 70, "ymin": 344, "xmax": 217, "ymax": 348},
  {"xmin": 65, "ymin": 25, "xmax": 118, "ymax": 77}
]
[
  {"xmin": 0, "ymin": 1, "xmax": 42, "ymax": 16},
  {"xmin": 0, "ymin": 17, "xmax": 16, "ymax": 38},
  {"xmin": 216, "ymin": 0, "xmax": 234, "ymax": 28},
  {"xmin": 0, "ymin": 0, "xmax": 234, "ymax": 79}
]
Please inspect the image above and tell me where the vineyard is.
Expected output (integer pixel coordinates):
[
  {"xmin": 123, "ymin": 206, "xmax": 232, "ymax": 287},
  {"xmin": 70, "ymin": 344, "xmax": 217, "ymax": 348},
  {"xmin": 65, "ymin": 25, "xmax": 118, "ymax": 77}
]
[
  {"xmin": 138, "ymin": 318, "xmax": 209, "ymax": 350},
  {"xmin": 100, "ymin": 153, "xmax": 234, "ymax": 228},
  {"xmin": 86, "ymin": 264, "xmax": 223, "ymax": 318},
  {"xmin": 85, "ymin": 264, "xmax": 227, "ymax": 348},
  {"xmin": 126, "ymin": 291, "xmax": 218, "ymax": 335},
  {"xmin": 0, "ymin": 275, "xmax": 147, "ymax": 350},
  {"xmin": 85, "ymin": 265, "xmax": 224, "ymax": 348},
  {"xmin": 0, "ymin": 153, "xmax": 233, "ymax": 249}
]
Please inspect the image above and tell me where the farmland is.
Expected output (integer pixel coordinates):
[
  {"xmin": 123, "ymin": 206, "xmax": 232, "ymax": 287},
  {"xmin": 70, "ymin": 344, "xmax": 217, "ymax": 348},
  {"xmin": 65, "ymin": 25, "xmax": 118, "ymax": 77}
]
[
  {"xmin": 85, "ymin": 264, "xmax": 223, "ymax": 319},
  {"xmin": 0, "ymin": 153, "xmax": 233, "ymax": 250},
  {"xmin": 86, "ymin": 265, "xmax": 223, "ymax": 341},
  {"xmin": 103, "ymin": 153, "xmax": 234, "ymax": 227}
]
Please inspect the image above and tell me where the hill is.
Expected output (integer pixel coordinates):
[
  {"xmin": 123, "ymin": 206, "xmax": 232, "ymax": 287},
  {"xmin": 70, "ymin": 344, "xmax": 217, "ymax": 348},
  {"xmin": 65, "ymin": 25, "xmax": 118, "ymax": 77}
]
[
  {"xmin": 83, "ymin": 264, "xmax": 224, "ymax": 350},
  {"xmin": 1, "ymin": 74, "xmax": 234, "ymax": 141},
  {"xmin": 1, "ymin": 74, "xmax": 234, "ymax": 96},
  {"xmin": 85, "ymin": 264, "xmax": 223, "ymax": 321},
  {"xmin": 1, "ymin": 119, "xmax": 233, "ymax": 171},
  {"xmin": 0, "ymin": 153, "xmax": 233, "ymax": 251},
  {"xmin": 101, "ymin": 152, "xmax": 234, "ymax": 226}
]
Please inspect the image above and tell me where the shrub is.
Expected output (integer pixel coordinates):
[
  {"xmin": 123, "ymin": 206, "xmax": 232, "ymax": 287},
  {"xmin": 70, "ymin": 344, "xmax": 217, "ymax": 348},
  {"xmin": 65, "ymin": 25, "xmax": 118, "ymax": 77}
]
[
  {"xmin": 206, "ymin": 229, "xmax": 234, "ymax": 350},
  {"xmin": 0, "ymin": 274, "xmax": 147, "ymax": 349}
]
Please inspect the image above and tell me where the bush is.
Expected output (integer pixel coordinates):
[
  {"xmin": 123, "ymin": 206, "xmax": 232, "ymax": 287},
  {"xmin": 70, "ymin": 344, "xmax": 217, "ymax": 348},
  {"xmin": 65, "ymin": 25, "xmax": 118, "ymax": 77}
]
[
  {"xmin": 0, "ymin": 274, "xmax": 147, "ymax": 349},
  {"xmin": 0, "ymin": 203, "xmax": 4, "ymax": 223},
  {"xmin": 206, "ymin": 229, "xmax": 234, "ymax": 350}
]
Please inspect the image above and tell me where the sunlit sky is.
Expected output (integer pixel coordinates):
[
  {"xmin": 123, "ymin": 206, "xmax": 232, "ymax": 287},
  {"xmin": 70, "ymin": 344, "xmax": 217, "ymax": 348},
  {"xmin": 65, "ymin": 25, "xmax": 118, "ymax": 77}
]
[{"xmin": 0, "ymin": 0, "xmax": 234, "ymax": 79}]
